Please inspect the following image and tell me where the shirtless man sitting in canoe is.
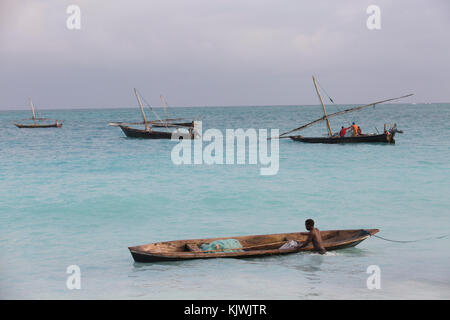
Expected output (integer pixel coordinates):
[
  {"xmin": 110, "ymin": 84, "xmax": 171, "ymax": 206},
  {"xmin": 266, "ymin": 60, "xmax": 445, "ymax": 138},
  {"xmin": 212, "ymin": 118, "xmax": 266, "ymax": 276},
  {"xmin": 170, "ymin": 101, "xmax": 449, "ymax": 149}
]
[{"xmin": 298, "ymin": 219, "xmax": 326, "ymax": 254}]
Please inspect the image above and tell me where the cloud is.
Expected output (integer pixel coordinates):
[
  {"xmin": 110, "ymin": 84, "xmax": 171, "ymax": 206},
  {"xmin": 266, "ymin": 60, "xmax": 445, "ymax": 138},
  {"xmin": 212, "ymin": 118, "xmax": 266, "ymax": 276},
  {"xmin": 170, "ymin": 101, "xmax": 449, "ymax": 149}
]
[{"xmin": 0, "ymin": 0, "xmax": 449, "ymax": 108}]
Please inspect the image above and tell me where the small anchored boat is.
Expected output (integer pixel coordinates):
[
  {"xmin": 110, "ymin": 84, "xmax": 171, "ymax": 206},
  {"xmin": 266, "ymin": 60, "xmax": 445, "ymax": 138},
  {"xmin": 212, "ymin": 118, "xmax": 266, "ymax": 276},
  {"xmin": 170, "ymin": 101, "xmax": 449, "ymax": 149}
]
[
  {"xmin": 15, "ymin": 98, "xmax": 63, "ymax": 128},
  {"xmin": 129, "ymin": 229, "xmax": 379, "ymax": 262},
  {"xmin": 277, "ymin": 77, "xmax": 412, "ymax": 144},
  {"xmin": 110, "ymin": 89, "xmax": 197, "ymax": 139}
]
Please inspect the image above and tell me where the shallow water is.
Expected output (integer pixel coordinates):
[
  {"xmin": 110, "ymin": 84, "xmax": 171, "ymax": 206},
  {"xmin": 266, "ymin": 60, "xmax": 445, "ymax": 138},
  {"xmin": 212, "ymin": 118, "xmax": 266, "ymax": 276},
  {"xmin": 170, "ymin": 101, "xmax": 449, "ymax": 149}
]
[{"xmin": 0, "ymin": 104, "xmax": 449, "ymax": 299}]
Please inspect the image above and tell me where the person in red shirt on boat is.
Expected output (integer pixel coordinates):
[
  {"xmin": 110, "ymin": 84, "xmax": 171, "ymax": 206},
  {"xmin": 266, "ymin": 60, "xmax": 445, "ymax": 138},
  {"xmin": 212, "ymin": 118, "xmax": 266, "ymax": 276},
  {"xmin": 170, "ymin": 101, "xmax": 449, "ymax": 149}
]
[
  {"xmin": 298, "ymin": 219, "xmax": 326, "ymax": 254},
  {"xmin": 339, "ymin": 126, "xmax": 351, "ymax": 137}
]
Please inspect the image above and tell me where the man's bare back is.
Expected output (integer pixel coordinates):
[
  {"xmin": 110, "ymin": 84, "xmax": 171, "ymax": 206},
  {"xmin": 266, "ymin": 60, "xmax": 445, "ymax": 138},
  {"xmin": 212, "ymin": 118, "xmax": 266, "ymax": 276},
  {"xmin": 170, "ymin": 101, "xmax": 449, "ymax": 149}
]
[
  {"xmin": 298, "ymin": 219, "xmax": 327, "ymax": 254},
  {"xmin": 309, "ymin": 228, "xmax": 326, "ymax": 254}
]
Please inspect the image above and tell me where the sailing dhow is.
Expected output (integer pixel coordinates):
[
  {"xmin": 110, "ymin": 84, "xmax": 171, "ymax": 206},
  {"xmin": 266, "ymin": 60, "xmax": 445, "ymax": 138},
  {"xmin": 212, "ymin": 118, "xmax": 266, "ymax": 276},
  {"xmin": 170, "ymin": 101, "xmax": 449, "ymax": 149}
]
[
  {"xmin": 15, "ymin": 98, "xmax": 63, "ymax": 128},
  {"xmin": 109, "ymin": 89, "xmax": 197, "ymax": 139},
  {"xmin": 277, "ymin": 77, "xmax": 413, "ymax": 144}
]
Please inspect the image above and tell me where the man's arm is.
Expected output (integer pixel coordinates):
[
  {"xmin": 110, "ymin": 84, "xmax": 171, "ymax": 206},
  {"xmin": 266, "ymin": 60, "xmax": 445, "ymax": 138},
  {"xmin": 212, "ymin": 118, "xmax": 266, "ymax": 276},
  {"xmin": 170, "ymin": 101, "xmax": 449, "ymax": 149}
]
[{"xmin": 297, "ymin": 233, "xmax": 312, "ymax": 249}]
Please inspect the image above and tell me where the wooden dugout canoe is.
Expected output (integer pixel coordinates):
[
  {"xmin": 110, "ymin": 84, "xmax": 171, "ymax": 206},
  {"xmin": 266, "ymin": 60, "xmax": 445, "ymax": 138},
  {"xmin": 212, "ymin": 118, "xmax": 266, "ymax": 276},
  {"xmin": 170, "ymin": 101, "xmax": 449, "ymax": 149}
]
[{"xmin": 129, "ymin": 229, "xmax": 379, "ymax": 262}]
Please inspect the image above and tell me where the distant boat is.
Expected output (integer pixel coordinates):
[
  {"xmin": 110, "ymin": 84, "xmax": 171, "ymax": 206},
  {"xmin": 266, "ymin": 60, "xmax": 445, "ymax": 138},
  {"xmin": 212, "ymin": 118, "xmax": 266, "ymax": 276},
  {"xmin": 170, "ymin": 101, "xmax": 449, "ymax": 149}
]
[
  {"xmin": 277, "ymin": 76, "xmax": 412, "ymax": 144},
  {"xmin": 128, "ymin": 228, "xmax": 379, "ymax": 262},
  {"xmin": 15, "ymin": 98, "xmax": 63, "ymax": 128},
  {"xmin": 109, "ymin": 89, "xmax": 197, "ymax": 139}
]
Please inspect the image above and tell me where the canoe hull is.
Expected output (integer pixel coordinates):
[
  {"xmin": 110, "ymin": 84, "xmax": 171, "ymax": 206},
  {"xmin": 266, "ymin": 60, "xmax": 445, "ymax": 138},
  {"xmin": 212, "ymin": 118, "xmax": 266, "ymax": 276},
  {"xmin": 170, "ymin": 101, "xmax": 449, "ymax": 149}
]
[
  {"xmin": 152, "ymin": 122, "xmax": 194, "ymax": 128},
  {"xmin": 15, "ymin": 123, "xmax": 62, "ymax": 128},
  {"xmin": 290, "ymin": 133, "xmax": 395, "ymax": 144},
  {"xmin": 129, "ymin": 229, "xmax": 379, "ymax": 263},
  {"xmin": 119, "ymin": 125, "xmax": 193, "ymax": 139}
]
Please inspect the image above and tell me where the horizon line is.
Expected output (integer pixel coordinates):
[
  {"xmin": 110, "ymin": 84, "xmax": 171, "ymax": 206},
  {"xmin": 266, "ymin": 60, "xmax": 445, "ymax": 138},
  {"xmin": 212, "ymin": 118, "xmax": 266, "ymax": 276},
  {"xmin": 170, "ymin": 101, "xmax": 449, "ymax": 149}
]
[{"xmin": 0, "ymin": 101, "xmax": 448, "ymax": 112}]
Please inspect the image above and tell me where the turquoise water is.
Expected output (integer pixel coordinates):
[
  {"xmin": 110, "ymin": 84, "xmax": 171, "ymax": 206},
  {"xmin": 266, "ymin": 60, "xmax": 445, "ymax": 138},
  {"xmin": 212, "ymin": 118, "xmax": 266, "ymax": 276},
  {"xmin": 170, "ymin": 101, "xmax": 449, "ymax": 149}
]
[{"xmin": 0, "ymin": 104, "xmax": 449, "ymax": 299}]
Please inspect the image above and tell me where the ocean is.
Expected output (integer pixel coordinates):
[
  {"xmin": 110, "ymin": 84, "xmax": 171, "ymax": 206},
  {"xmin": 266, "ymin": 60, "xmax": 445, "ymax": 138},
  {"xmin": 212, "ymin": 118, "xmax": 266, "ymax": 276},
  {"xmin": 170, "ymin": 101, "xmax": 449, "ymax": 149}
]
[{"xmin": 0, "ymin": 103, "xmax": 449, "ymax": 299}]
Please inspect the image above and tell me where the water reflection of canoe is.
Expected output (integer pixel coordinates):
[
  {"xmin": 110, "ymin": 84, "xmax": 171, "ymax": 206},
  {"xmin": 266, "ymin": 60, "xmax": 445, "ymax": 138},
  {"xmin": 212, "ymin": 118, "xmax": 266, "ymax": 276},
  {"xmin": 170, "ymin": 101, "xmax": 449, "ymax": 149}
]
[{"xmin": 129, "ymin": 229, "xmax": 379, "ymax": 262}]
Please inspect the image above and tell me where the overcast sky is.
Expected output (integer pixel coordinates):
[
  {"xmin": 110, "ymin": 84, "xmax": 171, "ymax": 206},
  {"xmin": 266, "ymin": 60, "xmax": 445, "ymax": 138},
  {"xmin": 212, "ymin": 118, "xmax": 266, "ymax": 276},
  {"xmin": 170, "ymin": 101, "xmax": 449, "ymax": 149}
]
[{"xmin": 0, "ymin": 0, "xmax": 449, "ymax": 109}]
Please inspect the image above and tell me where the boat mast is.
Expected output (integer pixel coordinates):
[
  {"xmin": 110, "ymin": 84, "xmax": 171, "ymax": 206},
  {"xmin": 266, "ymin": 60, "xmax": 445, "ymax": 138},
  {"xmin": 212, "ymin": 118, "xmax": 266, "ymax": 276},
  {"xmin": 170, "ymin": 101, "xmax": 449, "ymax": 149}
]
[
  {"xmin": 160, "ymin": 95, "xmax": 169, "ymax": 120},
  {"xmin": 312, "ymin": 76, "xmax": 333, "ymax": 137},
  {"xmin": 134, "ymin": 88, "xmax": 150, "ymax": 131},
  {"xmin": 28, "ymin": 97, "xmax": 36, "ymax": 124}
]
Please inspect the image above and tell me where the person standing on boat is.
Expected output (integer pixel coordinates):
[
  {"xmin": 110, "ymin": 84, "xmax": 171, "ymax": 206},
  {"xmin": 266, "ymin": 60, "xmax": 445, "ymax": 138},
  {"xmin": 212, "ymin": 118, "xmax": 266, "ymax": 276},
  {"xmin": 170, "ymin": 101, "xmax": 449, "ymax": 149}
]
[
  {"xmin": 339, "ymin": 126, "xmax": 351, "ymax": 137},
  {"xmin": 357, "ymin": 126, "xmax": 363, "ymax": 135},
  {"xmin": 298, "ymin": 219, "xmax": 326, "ymax": 254},
  {"xmin": 351, "ymin": 122, "xmax": 359, "ymax": 136}
]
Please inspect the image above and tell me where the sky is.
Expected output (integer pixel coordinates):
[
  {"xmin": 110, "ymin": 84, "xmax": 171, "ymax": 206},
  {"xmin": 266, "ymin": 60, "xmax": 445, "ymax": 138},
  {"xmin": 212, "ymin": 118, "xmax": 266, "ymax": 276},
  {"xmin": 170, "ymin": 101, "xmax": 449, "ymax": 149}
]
[{"xmin": 0, "ymin": 0, "xmax": 449, "ymax": 109}]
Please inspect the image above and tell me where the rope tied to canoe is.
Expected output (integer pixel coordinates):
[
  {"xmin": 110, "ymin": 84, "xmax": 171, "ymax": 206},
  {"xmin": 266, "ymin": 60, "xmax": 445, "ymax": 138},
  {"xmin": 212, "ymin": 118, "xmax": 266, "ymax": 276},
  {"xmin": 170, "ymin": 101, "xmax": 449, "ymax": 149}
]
[{"xmin": 371, "ymin": 233, "xmax": 449, "ymax": 243}]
